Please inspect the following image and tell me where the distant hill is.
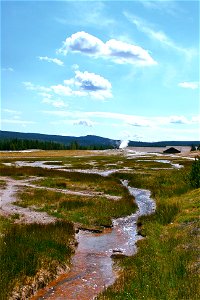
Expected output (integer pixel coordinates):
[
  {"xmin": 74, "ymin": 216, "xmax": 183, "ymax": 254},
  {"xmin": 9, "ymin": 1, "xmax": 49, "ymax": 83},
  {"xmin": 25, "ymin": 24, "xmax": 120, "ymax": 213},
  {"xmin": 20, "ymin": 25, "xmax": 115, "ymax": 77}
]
[
  {"xmin": 0, "ymin": 130, "xmax": 199, "ymax": 148},
  {"xmin": 0, "ymin": 131, "xmax": 117, "ymax": 147}
]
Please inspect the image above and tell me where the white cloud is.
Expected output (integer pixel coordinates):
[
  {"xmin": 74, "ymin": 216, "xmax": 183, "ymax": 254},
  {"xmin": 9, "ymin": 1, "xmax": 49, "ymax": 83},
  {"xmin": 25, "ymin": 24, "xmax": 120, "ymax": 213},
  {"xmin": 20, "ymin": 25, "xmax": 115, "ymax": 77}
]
[
  {"xmin": 2, "ymin": 109, "xmax": 22, "ymax": 121},
  {"xmin": 1, "ymin": 67, "xmax": 14, "ymax": 72},
  {"xmin": 168, "ymin": 115, "xmax": 189, "ymax": 124},
  {"xmin": 23, "ymin": 82, "xmax": 69, "ymax": 107},
  {"xmin": 71, "ymin": 64, "xmax": 79, "ymax": 71},
  {"xmin": 105, "ymin": 39, "xmax": 156, "ymax": 65},
  {"xmin": 73, "ymin": 119, "xmax": 94, "ymax": 127},
  {"xmin": 38, "ymin": 56, "xmax": 64, "ymax": 66},
  {"xmin": 42, "ymin": 110, "xmax": 194, "ymax": 128},
  {"xmin": 127, "ymin": 118, "xmax": 154, "ymax": 127},
  {"xmin": 23, "ymin": 69, "xmax": 112, "ymax": 101},
  {"xmin": 3, "ymin": 109, "xmax": 21, "ymax": 115},
  {"xmin": 64, "ymin": 70, "xmax": 112, "ymax": 100},
  {"xmin": 58, "ymin": 31, "xmax": 104, "ymax": 56},
  {"xmin": 58, "ymin": 31, "xmax": 157, "ymax": 66},
  {"xmin": 51, "ymin": 84, "xmax": 72, "ymax": 96},
  {"xmin": 1, "ymin": 119, "xmax": 35, "ymax": 125},
  {"xmin": 138, "ymin": 0, "xmax": 178, "ymax": 15},
  {"xmin": 55, "ymin": 1, "xmax": 115, "ymax": 29},
  {"xmin": 23, "ymin": 82, "xmax": 51, "ymax": 93},
  {"xmin": 62, "ymin": 70, "xmax": 112, "ymax": 100},
  {"xmin": 49, "ymin": 71, "xmax": 112, "ymax": 100},
  {"xmin": 139, "ymin": 0, "xmax": 163, "ymax": 10},
  {"xmin": 191, "ymin": 115, "xmax": 200, "ymax": 124},
  {"xmin": 124, "ymin": 12, "xmax": 194, "ymax": 56},
  {"xmin": 178, "ymin": 81, "xmax": 199, "ymax": 90},
  {"xmin": 42, "ymin": 98, "xmax": 67, "ymax": 108},
  {"xmin": 39, "ymin": 92, "xmax": 68, "ymax": 108},
  {"xmin": 156, "ymin": 116, "xmax": 190, "ymax": 126}
]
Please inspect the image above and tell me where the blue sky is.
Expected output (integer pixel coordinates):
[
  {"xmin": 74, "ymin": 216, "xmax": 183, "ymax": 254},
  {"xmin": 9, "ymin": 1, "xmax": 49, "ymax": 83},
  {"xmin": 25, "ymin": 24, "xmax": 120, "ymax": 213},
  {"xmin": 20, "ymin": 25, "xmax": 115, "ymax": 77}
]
[{"xmin": 1, "ymin": 0, "xmax": 200, "ymax": 141}]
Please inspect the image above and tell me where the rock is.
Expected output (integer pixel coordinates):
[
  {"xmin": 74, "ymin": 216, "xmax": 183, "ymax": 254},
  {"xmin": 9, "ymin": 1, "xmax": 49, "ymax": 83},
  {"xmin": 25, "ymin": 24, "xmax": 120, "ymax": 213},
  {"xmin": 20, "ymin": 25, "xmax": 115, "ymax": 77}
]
[
  {"xmin": 111, "ymin": 253, "xmax": 127, "ymax": 259},
  {"xmin": 112, "ymin": 249, "xmax": 123, "ymax": 253}
]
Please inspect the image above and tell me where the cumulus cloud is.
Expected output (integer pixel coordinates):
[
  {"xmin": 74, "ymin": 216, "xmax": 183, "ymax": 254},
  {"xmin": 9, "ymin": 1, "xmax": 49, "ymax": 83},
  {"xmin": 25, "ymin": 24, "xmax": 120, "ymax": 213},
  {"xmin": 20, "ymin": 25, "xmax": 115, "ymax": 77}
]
[
  {"xmin": 63, "ymin": 70, "xmax": 112, "ymax": 100},
  {"xmin": 106, "ymin": 39, "xmax": 156, "ymax": 65},
  {"xmin": 38, "ymin": 56, "xmax": 64, "ymax": 66},
  {"xmin": 58, "ymin": 31, "xmax": 104, "ymax": 56},
  {"xmin": 58, "ymin": 31, "xmax": 157, "ymax": 66},
  {"xmin": 74, "ymin": 71, "xmax": 111, "ymax": 91},
  {"xmin": 51, "ymin": 84, "xmax": 72, "ymax": 96},
  {"xmin": 73, "ymin": 119, "xmax": 94, "ymax": 127},
  {"xmin": 178, "ymin": 82, "xmax": 199, "ymax": 89},
  {"xmin": 23, "ymin": 70, "xmax": 112, "ymax": 102}
]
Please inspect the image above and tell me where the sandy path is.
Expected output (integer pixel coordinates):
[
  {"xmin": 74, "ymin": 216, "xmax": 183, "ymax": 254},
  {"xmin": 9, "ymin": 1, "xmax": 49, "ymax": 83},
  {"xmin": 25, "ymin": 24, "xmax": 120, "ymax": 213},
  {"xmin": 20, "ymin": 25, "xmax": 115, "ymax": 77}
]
[
  {"xmin": 0, "ymin": 177, "xmax": 120, "ymax": 224},
  {"xmin": 0, "ymin": 177, "xmax": 56, "ymax": 224}
]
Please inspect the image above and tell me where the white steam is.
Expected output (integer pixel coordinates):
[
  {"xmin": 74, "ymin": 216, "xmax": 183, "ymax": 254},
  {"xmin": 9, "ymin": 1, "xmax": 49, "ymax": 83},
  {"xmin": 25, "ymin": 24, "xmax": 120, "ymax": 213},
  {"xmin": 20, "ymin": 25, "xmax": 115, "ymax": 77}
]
[{"xmin": 119, "ymin": 140, "xmax": 129, "ymax": 149}]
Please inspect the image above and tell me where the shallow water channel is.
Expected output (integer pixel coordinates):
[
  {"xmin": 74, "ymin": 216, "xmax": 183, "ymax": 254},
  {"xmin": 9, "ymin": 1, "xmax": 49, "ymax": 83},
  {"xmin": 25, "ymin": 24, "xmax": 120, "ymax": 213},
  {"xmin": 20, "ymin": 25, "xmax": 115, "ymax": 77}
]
[{"xmin": 34, "ymin": 180, "xmax": 155, "ymax": 300}]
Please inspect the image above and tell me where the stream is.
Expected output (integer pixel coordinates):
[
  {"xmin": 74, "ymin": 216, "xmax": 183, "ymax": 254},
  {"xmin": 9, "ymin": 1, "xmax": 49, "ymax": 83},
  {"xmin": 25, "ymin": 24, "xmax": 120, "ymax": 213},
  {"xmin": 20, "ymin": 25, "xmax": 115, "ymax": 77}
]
[{"xmin": 33, "ymin": 180, "xmax": 155, "ymax": 300}]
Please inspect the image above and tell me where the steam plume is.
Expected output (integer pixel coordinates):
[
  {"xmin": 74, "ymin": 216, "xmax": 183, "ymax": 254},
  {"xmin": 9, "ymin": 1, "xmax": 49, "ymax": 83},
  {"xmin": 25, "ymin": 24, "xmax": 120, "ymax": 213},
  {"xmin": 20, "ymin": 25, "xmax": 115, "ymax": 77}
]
[{"xmin": 119, "ymin": 140, "xmax": 129, "ymax": 149}]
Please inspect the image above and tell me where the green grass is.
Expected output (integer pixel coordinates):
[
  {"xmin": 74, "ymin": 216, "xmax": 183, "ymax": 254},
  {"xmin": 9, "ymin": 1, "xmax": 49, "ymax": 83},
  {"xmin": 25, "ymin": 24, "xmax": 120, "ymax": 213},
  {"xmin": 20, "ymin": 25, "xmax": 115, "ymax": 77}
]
[
  {"xmin": 1, "ymin": 152, "xmax": 198, "ymax": 299},
  {"xmin": 34, "ymin": 174, "xmax": 126, "ymax": 196},
  {"xmin": 0, "ymin": 217, "xmax": 75, "ymax": 300},
  {"xmin": 113, "ymin": 167, "xmax": 191, "ymax": 199},
  {"xmin": 0, "ymin": 179, "xmax": 7, "ymax": 188},
  {"xmin": 98, "ymin": 170, "xmax": 200, "ymax": 300},
  {"xmin": 15, "ymin": 186, "xmax": 136, "ymax": 227}
]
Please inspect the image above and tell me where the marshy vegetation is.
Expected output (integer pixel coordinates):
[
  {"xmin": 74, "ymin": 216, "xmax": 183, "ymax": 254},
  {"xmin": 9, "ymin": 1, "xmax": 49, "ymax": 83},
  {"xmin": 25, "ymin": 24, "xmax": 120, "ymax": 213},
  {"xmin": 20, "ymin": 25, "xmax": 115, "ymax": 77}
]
[
  {"xmin": 0, "ymin": 218, "xmax": 75, "ymax": 300},
  {"xmin": 0, "ymin": 150, "xmax": 199, "ymax": 299},
  {"xmin": 98, "ymin": 158, "xmax": 200, "ymax": 300},
  {"xmin": 15, "ymin": 185, "xmax": 136, "ymax": 227}
]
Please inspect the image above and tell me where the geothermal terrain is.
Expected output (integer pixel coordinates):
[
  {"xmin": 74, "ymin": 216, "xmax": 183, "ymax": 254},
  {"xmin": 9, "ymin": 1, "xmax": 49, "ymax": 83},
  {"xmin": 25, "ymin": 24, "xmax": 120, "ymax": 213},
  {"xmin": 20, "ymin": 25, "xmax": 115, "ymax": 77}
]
[{"xmin": 0, "ymin": 147, "xmax": 199, "ymax": 300}]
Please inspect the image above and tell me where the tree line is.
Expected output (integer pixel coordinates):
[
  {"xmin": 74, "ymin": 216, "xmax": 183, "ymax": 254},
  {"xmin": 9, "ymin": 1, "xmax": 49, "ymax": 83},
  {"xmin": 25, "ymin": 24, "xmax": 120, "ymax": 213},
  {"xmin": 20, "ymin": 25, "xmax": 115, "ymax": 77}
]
[{"xmin": 0, "ymin": 138, "xmax": 115, "ymax": 151}]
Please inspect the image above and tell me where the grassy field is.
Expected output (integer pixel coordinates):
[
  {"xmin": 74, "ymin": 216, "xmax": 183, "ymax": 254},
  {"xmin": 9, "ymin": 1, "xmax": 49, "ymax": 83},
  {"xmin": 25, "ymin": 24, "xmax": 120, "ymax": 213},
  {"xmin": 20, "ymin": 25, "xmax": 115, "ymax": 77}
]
[
  {"xmin": 0, "ymin": 218, "xmax": 75, "ymax": 300},
  {"xmin": 15, "ymin": 185, "xmax": 136, "ymax": 227},
  {"xmin": 0, "ymin": 150, "xmax": 199, "ymax": 299},
  {"xmin": 98, "ymin": 163, "xmax": 200, "ymax": 299}
]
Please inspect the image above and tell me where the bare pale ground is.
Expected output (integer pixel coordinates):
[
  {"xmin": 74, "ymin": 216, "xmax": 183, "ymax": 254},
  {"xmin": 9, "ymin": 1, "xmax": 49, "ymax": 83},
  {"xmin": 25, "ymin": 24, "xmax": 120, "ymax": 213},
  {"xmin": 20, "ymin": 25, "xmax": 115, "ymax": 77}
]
[
  {"xmin": 0, "ymin": 177, "xmax": 57, "ymax": 224},
  {"xmin": 179, "ymin": 150, "xmax": 200, "ymax": 158},
  {"xmin": 0, "ymin": 176, "xmax": 121, "ymax": 224},
  {"xmin": 128, "ymin": 146, "xmax": 192, "ymax": 153},
  {"xmin": 0, "ymin": 146, "xmax": 197, "ymax": 159}
]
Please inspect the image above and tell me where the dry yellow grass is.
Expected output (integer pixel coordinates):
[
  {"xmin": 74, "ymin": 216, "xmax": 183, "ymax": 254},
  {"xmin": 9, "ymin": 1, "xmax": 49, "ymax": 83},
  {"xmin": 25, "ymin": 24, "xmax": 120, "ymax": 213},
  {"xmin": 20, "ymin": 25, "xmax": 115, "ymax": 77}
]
[{"xmin": 0, "ymin": 150, "xmax": 102, "ymax": 158}]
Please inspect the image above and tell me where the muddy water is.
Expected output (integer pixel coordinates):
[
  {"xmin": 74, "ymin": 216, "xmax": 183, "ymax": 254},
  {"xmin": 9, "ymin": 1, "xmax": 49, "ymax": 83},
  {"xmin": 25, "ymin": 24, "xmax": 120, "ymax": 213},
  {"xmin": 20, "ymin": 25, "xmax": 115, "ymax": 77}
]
[{"xmin": 33, "ymin": 181, "xmax": 155, "ymax": 300}]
